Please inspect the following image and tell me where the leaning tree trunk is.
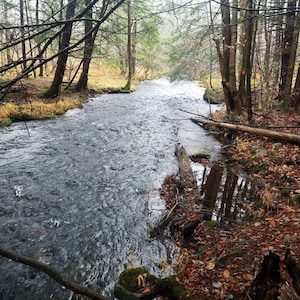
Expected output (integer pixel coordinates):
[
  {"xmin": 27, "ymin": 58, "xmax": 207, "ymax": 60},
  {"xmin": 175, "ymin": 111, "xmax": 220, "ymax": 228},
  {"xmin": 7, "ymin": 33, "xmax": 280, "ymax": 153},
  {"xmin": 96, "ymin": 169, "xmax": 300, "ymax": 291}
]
[
  {"xmin": 75, "ymin": 0, "xmax": 94, "ymax": 92},
  {"xmin": 43, "ymin": 0, "xmax": 76, "ymax": 98}
]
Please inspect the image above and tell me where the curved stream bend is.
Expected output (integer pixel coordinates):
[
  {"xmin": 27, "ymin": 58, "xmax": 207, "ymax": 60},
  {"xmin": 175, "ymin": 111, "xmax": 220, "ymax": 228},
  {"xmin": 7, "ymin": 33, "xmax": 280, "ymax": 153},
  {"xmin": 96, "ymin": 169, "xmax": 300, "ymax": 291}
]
[{"xmin": 0, "ymin": 79, "xmax": 222, "ymax": 299}]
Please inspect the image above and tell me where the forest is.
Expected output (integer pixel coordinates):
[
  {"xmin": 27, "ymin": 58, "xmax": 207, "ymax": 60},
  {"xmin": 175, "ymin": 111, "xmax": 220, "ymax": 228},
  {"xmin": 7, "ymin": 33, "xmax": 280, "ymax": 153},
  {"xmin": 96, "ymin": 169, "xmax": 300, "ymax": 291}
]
[
  {"xmin": 0, "ymin": 0, "xmax": 300, "ymax": 299},
  {"xmin": 0, "ymin": 0, "xmax": 299, "ymax": 111}
]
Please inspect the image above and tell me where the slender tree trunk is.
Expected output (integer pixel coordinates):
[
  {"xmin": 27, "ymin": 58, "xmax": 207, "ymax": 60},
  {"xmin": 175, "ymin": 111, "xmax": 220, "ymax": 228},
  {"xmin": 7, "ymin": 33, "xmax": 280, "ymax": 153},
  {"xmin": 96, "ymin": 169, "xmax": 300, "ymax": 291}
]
[
  {"xmin": 3, "ymin": 1, "xmax": 12, "ymax": 64},
  {"xmin": 36, "ymin": 0, "xmax": 44, "ymax": 77},
  {"xmin": 217, "ymin": 0, "xmax": 242, "ymax": 114},
  {"xmin": 43, "ymin": 0, "xmax": 76, "ymax": 98},
  {"xmin": 25, "ymin": 0, "xmax": 36, "ymax": 78},
  {"xmin": 291, "ymin": 63, "xmax": 300, "ymax": 109},
  {"xmin": 74, "ymin": 0, "xmax": 94, "ymax": 91},
  {"xmin": 272, "ymin": 0, "xmax": 284, "ymax": 92},
  {"xmin": 285, "ymin": 0, "xmax": 300, "ymax": 105},
  {"xmin": 263, "ymin": 0, "xmax": 271, "ymax": 106},
  {"xmin": 229, "ymin": 0, "xmax": 241, "ymax": 114},
  {"xmin": 124, "ymin": 0, "xmax": 132, "ymax": 91},
  {"xmin": 280, "ymin": 0, "xmax": 297, "ymax": 100},
  {"xmin": 132, "ymin": 19, "xmax": 137, "ymax": 76},
  {"xmin": 20, "ymin": 0, "xmax": 27, "ymax": 72}
]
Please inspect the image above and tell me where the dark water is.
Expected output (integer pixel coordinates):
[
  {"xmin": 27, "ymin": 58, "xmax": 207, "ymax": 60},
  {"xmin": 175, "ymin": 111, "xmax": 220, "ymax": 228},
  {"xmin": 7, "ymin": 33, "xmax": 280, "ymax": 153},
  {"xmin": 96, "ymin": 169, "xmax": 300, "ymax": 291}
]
[
  {"xmin": 192, "ymin": 162, "xmax": 259, "ymax": 227},
  {"xmin": 0, "ymin": 79, "xmax": 223, "ymax": 299}
]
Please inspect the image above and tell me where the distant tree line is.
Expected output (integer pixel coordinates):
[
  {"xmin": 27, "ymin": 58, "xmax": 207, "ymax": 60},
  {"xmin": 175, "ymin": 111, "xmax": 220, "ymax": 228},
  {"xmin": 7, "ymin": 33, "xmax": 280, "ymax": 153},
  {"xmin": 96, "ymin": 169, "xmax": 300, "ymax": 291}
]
[
  {"xmin": 1, "ymin": 0, "xmax": 299, "ymax": 115},
  {"xmin": 168, "ymin": 0, "xmax": 300, "ymax": 116},
  {"xmin": 0, "ymin": 0, "xmax": 164, "ymax": 99}
]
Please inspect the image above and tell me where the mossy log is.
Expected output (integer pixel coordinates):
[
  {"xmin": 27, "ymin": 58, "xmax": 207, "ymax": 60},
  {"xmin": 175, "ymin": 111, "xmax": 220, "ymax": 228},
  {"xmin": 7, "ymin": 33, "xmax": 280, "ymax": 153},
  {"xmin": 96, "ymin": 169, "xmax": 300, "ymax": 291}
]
[{"xmin": 114, "ymin": 267, "xmax": 188, "ymax": 300}]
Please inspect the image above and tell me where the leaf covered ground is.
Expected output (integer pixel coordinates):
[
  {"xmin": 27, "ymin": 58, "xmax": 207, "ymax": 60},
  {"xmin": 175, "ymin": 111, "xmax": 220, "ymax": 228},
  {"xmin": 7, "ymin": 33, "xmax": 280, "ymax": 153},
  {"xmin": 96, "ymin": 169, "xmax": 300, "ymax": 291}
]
[{"xmin": 160, "ymin": 107, "xmax": 300, "ymax": 299}]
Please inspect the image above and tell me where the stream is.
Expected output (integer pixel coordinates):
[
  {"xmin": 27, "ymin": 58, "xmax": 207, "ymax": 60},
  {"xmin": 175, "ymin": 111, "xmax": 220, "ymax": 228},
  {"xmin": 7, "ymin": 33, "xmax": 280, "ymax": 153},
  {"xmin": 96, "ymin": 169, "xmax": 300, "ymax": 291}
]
[{"xmin": 0, "ymin": 78, "xmax": 223, "ymax": 299}]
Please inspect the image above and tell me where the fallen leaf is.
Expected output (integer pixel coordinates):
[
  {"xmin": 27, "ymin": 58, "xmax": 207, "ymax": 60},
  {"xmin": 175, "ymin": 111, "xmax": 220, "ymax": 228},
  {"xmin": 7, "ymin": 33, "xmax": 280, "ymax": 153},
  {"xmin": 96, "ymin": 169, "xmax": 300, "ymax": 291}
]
[
  {"xmin": 206, "ymin": 261, "xmax": 215, "ymax": 270},
  {"xmin": 223, "ymin": 269, "xmax": 230, "ymax": 278}
]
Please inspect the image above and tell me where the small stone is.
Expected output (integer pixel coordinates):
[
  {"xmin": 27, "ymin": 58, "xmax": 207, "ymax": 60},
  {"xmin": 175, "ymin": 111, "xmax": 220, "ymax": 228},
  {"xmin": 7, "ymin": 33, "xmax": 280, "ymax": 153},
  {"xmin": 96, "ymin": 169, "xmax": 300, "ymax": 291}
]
[
  {"xmin": 256, "ymin": 149, "xmax": 268, "ymax": 156},
  {"xmin": 273, "ymin": 142, "xmax": 282, "ymax": 149}
]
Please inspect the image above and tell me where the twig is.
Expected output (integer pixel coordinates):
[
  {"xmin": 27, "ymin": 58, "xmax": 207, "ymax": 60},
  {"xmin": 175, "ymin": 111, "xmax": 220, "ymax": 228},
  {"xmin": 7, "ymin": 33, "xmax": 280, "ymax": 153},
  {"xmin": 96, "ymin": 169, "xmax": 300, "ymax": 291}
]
[
  {"xmin": 0, "ymin": 246, "xmax": 110, "ymax": 300},
  {"xmin": 165, "ymin": 187, "xmax": 179, "ymax": 220}
]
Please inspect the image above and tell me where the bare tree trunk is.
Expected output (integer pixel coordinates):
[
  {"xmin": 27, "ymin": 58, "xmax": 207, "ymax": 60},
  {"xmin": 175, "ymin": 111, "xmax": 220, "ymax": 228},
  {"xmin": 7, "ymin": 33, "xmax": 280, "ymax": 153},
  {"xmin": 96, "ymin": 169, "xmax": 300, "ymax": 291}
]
[
  {"xmin": 229, "ymin": 0, "xmax": 241, "ymax": 114},
  {"xmin": 74, "ymin": 0, "xmax": 94, "ymax": 91},
  {"xmin": 285, "ymin": 0, "xmax": 300, "ymax": 106},
  {"xmin": 132, "ymin": 19, "xmax": 137, "ymax": 76},
  {"xmin": 3, "ymin": 1, "xmax": 12, "ymax": 65},
  {"xmin": 36, "ymin": 0, "xmax": 44, "ymax": 77},
  {"xmin": 124, "ymin": 0, "xmax": 133, "ymax": 91},
  {"xmin": 291, "ymin": 63, "xmax": 300, "ymax": 109},
  {"xmin": 216, "ymin": 0, "xmax": 242, "ymax": 115},
  {"xmin": 43, "ymin": 0, "xmax": 76, "ymax": 98},
  {"xmin": 20, "ymin": 0, "xmax": 27, "ymax": 72},
  {"xmin": 272, "ymin": 0, "xmax": 284, "ymax": 92},
  {"xmin": 280, "ymin": 0, "xmax": 297, "ymax": 100},
  {"xmin": 263, "ymin": 0, "xmax": 271, "ymax": 106}
]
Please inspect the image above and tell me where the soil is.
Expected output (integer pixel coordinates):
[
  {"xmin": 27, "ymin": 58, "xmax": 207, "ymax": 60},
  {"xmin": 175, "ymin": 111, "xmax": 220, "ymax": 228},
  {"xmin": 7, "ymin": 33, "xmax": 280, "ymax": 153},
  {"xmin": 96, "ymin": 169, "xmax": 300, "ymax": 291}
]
[{"xmin": 159, "ymin": 106, "xmax": 300, "ymax": 299}]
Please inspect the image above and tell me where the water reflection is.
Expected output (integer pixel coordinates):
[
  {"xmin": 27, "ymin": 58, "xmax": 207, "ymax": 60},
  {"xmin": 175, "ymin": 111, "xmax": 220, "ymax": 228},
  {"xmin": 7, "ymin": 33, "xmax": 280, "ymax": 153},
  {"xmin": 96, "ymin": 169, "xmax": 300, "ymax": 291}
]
[{"xmin": 192, "ymin": 162, "xmax": 258, "ymax": 226}]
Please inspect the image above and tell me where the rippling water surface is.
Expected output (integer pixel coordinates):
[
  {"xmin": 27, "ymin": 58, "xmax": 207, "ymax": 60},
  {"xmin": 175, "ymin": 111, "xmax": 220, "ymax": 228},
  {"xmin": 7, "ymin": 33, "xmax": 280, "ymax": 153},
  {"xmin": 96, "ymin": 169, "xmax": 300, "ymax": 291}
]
[{"xmin": 0, "ymin": 79, "xmax": 222, "ymax": 299}]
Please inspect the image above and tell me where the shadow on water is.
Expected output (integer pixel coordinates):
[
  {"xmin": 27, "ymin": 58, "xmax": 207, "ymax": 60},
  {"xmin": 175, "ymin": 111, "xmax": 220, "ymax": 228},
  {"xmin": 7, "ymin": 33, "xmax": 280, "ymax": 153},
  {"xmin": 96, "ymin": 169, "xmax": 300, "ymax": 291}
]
[{"xmin": 191, "ymin": 162, "xmax": 259, "ymax": 227}]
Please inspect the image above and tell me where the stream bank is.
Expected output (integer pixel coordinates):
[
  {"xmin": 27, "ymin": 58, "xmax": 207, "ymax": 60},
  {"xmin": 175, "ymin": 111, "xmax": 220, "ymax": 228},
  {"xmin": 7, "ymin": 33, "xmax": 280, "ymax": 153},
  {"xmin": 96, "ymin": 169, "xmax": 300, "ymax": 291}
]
[{"xmin": 154, "ymin": 107, "xmax": 300, "ymax": 299}]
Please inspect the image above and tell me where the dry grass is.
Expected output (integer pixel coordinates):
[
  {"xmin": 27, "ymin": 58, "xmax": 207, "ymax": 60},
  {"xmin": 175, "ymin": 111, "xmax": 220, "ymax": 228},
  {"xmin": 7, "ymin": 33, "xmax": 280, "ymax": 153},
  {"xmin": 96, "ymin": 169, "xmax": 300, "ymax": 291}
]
[{"xmin": 0, "ymin": 63, "xmax": 141, "ymax": 126}]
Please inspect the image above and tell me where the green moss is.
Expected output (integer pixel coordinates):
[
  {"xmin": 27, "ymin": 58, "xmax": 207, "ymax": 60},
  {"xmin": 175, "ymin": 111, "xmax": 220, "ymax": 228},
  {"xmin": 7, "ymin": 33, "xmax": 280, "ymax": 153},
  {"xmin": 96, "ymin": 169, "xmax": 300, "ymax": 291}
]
[
  {"xmin": 216, "ymin": 250, "xmax": 246, "ymax": 268},
  {"xmin": 203, "ymin": 89, "xmax": 222, "ymax": 104},
  {"xmin": 241, "ymin": 156, "xmax": 255, "ymax": 170},
  {"xmin": 197, "ymin": 245, "xmax": 206, "ymax": 255},
  {"xmin": 157, "ymin": 275, "xmax": 188, "ymax": 299},
  {"xmin": 0, "ymin": 118, "xmax": 12, "ymax": 126},
  {"xmin": 281, "ymin": 188, "xmax": 291, "ymax": 197},
  {"xmin": 190, "ymin": 152, "xmax": 210, "ymax": 160},
  {"xmin": 209, "ymin": 125, "xmax": 221, "ymax": 132},
  {"xmin": 203, "ymin": 220, "xmax": 218, "ymax": 228},
  {"xmin": 118, "ymin": 267, "xmax": 157, "ymax": 293},
  {"xmin": 289, "ymin": 194, "xmax": 300, "ymax": 207}
]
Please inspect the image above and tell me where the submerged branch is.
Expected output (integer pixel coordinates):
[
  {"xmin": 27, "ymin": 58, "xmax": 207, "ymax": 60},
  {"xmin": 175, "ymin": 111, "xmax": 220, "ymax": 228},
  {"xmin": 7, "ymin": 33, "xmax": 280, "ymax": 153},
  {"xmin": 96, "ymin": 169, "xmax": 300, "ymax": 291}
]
[{"xmin": 0, "ymin": 246, "xmax": 109, "ymax": 300}]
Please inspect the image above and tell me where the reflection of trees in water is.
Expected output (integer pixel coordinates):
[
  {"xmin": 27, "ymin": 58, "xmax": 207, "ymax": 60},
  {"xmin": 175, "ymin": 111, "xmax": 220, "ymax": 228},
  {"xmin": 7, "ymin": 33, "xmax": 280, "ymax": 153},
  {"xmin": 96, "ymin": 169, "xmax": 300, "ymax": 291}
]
[{"xmin": 199, "ymin": 164, "xmax": 257, "ymax": 226}]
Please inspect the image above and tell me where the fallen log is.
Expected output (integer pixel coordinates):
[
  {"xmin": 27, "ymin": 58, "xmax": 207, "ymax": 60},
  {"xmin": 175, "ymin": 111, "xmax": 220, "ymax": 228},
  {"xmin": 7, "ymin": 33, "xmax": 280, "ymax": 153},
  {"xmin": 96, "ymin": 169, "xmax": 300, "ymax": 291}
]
[{"xmin": 191, "ymin": 118, "xmax": 300, "ymax": 145}]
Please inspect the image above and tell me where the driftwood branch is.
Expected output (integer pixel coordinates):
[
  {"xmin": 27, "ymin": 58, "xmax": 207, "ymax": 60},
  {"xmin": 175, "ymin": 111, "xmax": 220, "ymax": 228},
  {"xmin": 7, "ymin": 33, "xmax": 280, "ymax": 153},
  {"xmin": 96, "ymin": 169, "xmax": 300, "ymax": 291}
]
[
  {"xmin": 0, "ymin": 246, "xmax": 110, "ymax": 300},
  {"xmin": 191, "ymin": 117, "xmax": 300, "ymax": 145}
]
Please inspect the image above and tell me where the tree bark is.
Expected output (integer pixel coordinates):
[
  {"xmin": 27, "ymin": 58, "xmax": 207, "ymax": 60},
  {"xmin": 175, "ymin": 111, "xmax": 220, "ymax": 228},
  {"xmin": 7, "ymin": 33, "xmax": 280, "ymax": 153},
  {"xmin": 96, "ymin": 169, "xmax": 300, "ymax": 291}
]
[
  {"xmin": 242, "ymin": 251, "xmax": 281, "ymax": 299},
  {"xmin": 292, "ymin": 63, "xmax": 300, "ymax": 109},
  {"xmin": 191, "ymin": 117, "xmax": 300, "ymax": 145},
  {"xmin": 74, "ymin": 0, "xmax": 94, "ymax": 92},
  {"xmin": 280, "ymin": 0, "xmax": 297, "ymax": 100},
  {"xmin": 124, "ymin": 0, "xmax": 133, "ymax": 91},
  {"xmin": 43, "ymin": 0, "xmax": 76, "ymax": 98}
]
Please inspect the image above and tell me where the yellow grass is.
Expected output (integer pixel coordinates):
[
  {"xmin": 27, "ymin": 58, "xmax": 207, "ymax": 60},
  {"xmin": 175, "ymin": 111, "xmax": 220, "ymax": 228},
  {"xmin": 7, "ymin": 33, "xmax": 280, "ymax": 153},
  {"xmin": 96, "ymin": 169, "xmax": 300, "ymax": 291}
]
[
  {"xmin": 0, "ymin": 100, "xmax": 81, "ymax": 126},
  {"xmin": 0, "ymin": 63, "xmax": 147, "ymax": 126}
]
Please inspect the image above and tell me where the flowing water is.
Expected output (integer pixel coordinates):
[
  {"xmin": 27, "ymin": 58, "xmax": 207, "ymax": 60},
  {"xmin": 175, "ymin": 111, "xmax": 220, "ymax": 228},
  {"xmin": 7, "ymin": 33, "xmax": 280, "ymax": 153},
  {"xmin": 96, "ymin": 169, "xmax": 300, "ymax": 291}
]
[{"xmin": 0, "ymin": 79, "xmax": 223, "ymax": 299}]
